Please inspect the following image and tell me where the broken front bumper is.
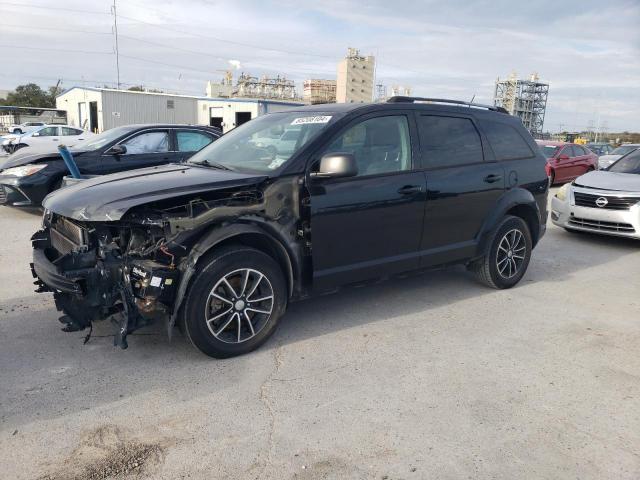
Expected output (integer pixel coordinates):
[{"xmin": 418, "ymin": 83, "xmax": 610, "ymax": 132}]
[{"xmin": 31, "ymin": 247, "xmax": 89, "ymax": 295}]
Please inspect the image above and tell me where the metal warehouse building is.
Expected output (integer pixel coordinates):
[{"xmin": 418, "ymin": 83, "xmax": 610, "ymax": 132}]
[{"xmin": 56, "ymin": 87, "xmax": 304, "ymax": 133}]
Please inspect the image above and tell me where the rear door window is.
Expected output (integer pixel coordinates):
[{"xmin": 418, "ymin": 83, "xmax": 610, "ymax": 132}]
[
  {"xmin": 176, "ymin": 130, "xmax": 215, "ymax": 152},
  {"xmin": 482, "ymin": 121, "xmax": 534, "ymax": 160},
  {"xmin": 417, "ymin": 115, "xmax": 483, "ymax": 168}
]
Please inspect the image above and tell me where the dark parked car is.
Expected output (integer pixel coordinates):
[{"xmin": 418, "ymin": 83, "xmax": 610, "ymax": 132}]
[
  {"xmin": 31, "ymin": 98, "xmax": 548, "ymax": 358},
  {"xmin": 535, "ymin": 140, "xmax": 598, "ymax": 184},
  {"xmin": 0, "ymin": 124, "xmax": 221, "ymax": 206},
  {"xmin": 585, "ymin": 142, "xmax": 614, "ymax": 156}
]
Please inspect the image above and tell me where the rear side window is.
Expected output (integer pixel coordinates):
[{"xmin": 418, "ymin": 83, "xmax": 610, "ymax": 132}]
[
  {"xmin": 482, "ymin": 121, "xmax": 534, "ymax": 160},
  {"xmin": 61, "ymin": 127, "xmax": 83, "ymax": 136},
  {"xmin": 417, "ymin": 115, "xmax": 483, "ymax": 168}
]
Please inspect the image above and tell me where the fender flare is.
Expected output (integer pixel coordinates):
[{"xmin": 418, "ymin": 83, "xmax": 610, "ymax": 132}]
[
  {"xmin": 168, "ymin": 221, "xmax": 299, "ymax": 337},
  {"xmin": 476, "ymin": 188, "xmax": 542, "ymax": 256}
]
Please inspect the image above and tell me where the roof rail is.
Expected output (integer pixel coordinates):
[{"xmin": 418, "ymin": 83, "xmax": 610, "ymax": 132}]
[{"xmin": 386, "ymin": 96, "xmax": 509, "ymax": 114}]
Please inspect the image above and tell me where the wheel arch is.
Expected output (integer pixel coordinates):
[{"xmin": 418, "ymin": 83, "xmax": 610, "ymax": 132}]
[
  {"xmin": 168, "ymin": 222, "xmax": 301, "ymax": 337},
  {"xmin": 476, "ymin": 188, "xmax": 542, "ymax": 256}
]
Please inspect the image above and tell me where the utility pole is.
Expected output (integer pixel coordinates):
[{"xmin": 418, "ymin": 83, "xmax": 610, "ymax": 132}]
[{"xmin": 112, "ymin": 0, "xmax": 121, "ymax": 89}]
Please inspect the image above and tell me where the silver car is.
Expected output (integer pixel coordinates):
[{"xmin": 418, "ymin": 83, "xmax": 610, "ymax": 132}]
[
  {"xmin": 598, "ymin": 144, "xmax": 639, "ymax": 170},
  {"xmin": 551, "ymin": 148, "xmax": 640, "ymax": 239}
]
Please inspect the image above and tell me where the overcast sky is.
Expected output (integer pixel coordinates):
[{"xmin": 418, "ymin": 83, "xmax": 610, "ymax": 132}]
[{"xmin": 1, "ymin": 0, "xmax": 638, "ymax": 132}]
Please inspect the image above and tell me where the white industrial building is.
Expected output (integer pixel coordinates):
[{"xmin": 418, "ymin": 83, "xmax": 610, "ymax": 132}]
[
  {"xmin": 336, "ymin": 48, "xmax": 375, "ymax": 104},
  {"xmin": 56, "ymin": 87, "xmax": 304, "ymax": 133}
]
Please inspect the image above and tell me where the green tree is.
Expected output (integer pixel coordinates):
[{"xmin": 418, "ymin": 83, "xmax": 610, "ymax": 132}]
[{"xmin": 0, "ymin": 83, "xmax": 56, "ymax": 108}]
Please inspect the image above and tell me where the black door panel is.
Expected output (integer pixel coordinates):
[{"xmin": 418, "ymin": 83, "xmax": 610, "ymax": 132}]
[
  {"xmin": 421, "ymin": 163, "xmax": 505, "ymax": 265},
  {"xmin": 310, "ymin": 172, "xmax": 427, "ymax": 289}
]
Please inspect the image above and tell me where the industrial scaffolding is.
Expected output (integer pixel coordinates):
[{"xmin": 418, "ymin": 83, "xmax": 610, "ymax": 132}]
[
  {"xmin": 494, "ymin": 73, "xmax": 549, "ymax": 135},
  {"xmin": 303, "ymin": 79, "xmax": 337, "ymax": 104},
  {"xmin": 235, "ymin": 73, "xmax": 299, "ymax": 100}
]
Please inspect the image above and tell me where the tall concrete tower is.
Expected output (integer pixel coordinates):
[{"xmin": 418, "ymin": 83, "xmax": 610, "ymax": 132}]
[{"xmin": 336, "ymin": 48, "xmax": 375, "ymax": 103}]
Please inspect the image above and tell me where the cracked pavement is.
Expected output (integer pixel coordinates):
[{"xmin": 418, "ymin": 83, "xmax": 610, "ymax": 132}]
[{"xmin": 1, "ymin": 190, "xmax": 640, "ymax": 479}]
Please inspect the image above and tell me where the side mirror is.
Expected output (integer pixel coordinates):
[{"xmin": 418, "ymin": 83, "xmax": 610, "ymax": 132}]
[
  {"xmin": 310, "ymin": 153, "xmax": 358, "ymax": 179},
  {"xmin": 107, "ymin": 144, "xmax": 127, "ymax": 155},
  {"xmin": 31, "ymin": 132, "xmax": 40, "ymax": 137}
]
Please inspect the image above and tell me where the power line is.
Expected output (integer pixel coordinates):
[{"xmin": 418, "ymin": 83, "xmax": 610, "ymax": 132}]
[
  {"xmin": 2, "ymin": 23, "xmax": 112, "ymax": 35},
  {"xmin": 0, "ymin": 44, "xmax": 112, "ymax": 55},
  {"xmin": 0, "ymin": 2, "xmax": 110, "ymax": 15},
  {"xmin": 115, "ymin": 12, "xmax": 337, "ymax": 60},
  {"xmin": 118, "ymin": 54, "xmax": 219, "ymax": 75}
]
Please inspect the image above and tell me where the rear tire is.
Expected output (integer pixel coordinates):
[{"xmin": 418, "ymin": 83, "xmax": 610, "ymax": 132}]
[
  {"xmin": 471, "ymin": 215, "xmax": 532, "ymax": 289},
  {"xmin": 183, "ymin": 246, "xmax": 287, "ymax": 358}
]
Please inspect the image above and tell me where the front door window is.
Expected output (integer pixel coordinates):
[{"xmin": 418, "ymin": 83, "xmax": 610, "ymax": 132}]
[
  {"xmin": 323, "ymin": 115, "xmax": 412, "ymax": 176},
  {"xmin": 121, "ymin": 131, "xmax": 169, "ymax": 154}
]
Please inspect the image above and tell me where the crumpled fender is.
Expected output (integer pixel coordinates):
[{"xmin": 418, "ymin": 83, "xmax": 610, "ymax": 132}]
[{"xmin": 167, "ymin": 221, "xmax": 300, "ymax": 338}]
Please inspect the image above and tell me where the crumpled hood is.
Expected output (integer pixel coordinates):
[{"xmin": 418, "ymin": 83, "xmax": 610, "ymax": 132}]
[
  {"xmin": 574, "ymin": 170, "xmax": 640, "ymax": 192},
  {"xmin": 1, "ymin": 147, "xmax": 86, "ymax": 169},
  {"xmin": 43, "ymin": 163, "xmax": 267, "ymax": 221}
]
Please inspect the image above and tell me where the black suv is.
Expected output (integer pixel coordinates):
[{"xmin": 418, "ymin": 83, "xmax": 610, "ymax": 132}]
[
  {"xmin": 31, "ymin": 98, "xmax": 548, "ymax": 358},
  {"xmin": 0, "ymin": 124, "xmax": 221, "ymax": 207}
]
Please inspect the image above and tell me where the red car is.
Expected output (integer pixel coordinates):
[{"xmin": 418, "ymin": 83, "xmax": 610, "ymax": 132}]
[{"xmin": 536, "ymin": 140, "xmax": 598, "ymax": 185}]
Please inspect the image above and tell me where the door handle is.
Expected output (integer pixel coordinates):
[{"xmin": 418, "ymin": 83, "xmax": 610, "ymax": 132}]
[
  {"xmin": 484, "ymin": 174, "xmax": 502, "ymax": 183},
  {"xmin": 397, "ymin": 185, "xmax": 423, "ymax": 195}
]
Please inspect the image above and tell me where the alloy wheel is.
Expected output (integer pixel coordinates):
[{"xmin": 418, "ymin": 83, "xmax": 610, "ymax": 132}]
[
  {"xmin": 496, "ymin": 228, "xmax": 526, "ymax": 279},
  {"xmin": 204, "ymin": 268, "xmax": 274, "ymax": 344}
]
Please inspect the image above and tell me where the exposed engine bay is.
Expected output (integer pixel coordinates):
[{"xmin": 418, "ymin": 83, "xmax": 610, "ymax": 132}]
[{"xmin": 31, "ymin": 177, "xmax": 304, "ymax": 349}]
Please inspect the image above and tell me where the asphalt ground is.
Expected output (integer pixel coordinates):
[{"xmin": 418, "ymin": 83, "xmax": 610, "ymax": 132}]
[{"xmin": 0, "ymin": 189, "xmax": 639, "ymax": 479}]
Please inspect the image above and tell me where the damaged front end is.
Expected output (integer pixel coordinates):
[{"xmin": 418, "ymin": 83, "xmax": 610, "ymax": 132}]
[
  {"xmin": 30, "ymin": 170, "xmax": 303, "ymax": 350},
  {"xmin": 31, "ymin": 211, "xmax": 180, "ymax": 348}
]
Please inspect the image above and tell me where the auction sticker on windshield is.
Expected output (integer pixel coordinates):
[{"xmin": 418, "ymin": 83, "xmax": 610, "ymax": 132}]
[{"xmin": 291, "ymin": 116, "xmax": 332, "ymax": 125}]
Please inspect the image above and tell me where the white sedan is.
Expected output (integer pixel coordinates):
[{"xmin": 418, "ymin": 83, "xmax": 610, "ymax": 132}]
[
  {"xmin": 551, "ymin": 149, "xmax": 640, "ymax": 240},
  {"xmin": 1, "ymin": 125, "xmax": 94, "ymax": 154}
]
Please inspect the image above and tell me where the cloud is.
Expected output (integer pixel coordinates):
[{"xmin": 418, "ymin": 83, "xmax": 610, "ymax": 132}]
[{"xmin": 0, "ymin": 0, "xmax": 638, "ymax": 131}]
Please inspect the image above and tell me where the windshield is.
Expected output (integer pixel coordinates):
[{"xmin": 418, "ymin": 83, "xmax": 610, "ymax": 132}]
[
  {"xmin": 608, "ymin": 149, "xmax": 640, "ymax": 174},
  {"xmin": 188, "ymin": 112, "xmax": 341, "ymax": 173},
  {"xmin": 70, "ymin": 126, "xmax": 135, "ymax": 152},
  {"xmin": 539, "ymin": 144, "xmax": 560, "ymax": 159},
  {"xmin": 611, "ymin": 145, "xmax": 638, "ymax": 156}
]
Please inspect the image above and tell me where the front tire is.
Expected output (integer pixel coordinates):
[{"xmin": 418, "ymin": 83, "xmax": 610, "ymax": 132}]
[
  {"xmin": 471, "ymin": 215, "xmax": 532, "ymax": 289},
  {"xmin": 183, "ymin": 246, "xmax": 287, "ymax": 358}
]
